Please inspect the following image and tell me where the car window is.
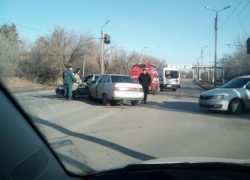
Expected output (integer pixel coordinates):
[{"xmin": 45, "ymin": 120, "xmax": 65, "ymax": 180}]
[
  {"xmin": 111, "ymin": 76, "xmax": 134, "ymax": 83},
  {"xmin": 94, "ymin": 75, "xmax": 100, "ymax": 81},
  {"xmin": 100, "ymin": 75, "xmax": 108, "ymax": 83},
  {"xmin": 165, "ymin": 70, "xmax": 179, "ymax": 79},
  {"xmin": 85, "ymin": 76, "xmax": 93, "ymax": 82},
  {"xmin": 107, "ymin": 76, "xmax": 111, "ymax": 83},
  {"xmin": 222, "ymin": 78, "xmax": 250, "ymax": 88}
]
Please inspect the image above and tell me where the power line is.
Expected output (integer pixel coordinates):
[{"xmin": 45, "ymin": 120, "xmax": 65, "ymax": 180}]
[
  {"xmin": 237, "ymin": 0, "xmax": 250, "ymax": 35},
  {"xmin": 204, "ymin": 33, "xmax": 214, "ymax": 58},
  {"xmin": 3, "ymin": 0, "xmax": 52, "ymax": 21},
  {"xmin": 0, "ymin": 9, "xmax": 52, "ymax": 27},
  {"xmin": 0, "ymin": 18, "xmax": 47, "ymax": 34},
  {"xmin": 218, "ymin": 0, "xmax": 243, "ymax": 29}
]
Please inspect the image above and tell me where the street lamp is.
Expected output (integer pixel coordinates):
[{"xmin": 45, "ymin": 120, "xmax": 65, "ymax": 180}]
[
  {"xmin": 205, "ymin": 5, "xmax": 231, "ymax": 88},
  {"xmin": 140, "ymin": 47, "xmax": 147, "ymax": 63},
  {"xmin": 101, "ymin": 20, "xmax": 111, "ymax": 74},
  {"xmin": 197, "ymin": 46, "xmax": 208, "ymax": 81}
]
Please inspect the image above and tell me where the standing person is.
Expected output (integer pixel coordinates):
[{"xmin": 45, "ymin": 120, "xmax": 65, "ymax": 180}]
[
  {"xmin": 72, "ymin": 68, "xmax": 81, "ymax": 99},
  {"xmin": 138, "ymin": 68, "xmax": 151, "ymax": 104},
  {"xmin": 62, "ymin": 65, "xmax": 75, "ymax": 101}
]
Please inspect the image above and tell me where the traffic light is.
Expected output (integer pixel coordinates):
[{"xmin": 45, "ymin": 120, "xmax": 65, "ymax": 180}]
[
  {"xmin": 104, "ymin": 34, "xmax": 111, "ymax": 44},
  {"xmin": 247, "ymin": 38, "xmax": 250, "ymax": 54}
]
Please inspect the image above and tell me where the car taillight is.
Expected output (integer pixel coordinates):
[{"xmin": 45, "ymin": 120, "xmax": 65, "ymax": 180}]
[
  {"xmin": 112, "ymin": 87, "xmax": 120, "ymax": 91},
  {"xmin": 176, "ymin": 79, "xmax": 179, "ymax": 83}
]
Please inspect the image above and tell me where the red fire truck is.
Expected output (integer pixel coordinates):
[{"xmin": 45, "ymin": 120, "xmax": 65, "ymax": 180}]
[{"xmin": 129, "ymin": 62, "xmax": 159, "ymax": 94}]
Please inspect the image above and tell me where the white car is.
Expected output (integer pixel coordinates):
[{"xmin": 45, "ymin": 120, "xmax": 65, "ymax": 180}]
[
  {"xmin": 88, "ymin": 74, "xmax": 144, "ymax": 106},
  {"xmin": 199, "ymin": 76, "xmax": 250, "ymax": 115}
]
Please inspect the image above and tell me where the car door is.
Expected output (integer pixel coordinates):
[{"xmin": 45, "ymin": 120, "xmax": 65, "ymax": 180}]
[
  {"xmin": 89, "ymin": 76, "xmax": 102, "ymax": 98},
  {"xmin": 97, "ymin": 75, "xmax": 108, "ymax": 99},
  {"xmin": 79, "ymin": 75, "xmax": 90, "ymax": 95},
  {"xmin": 245, "ymin": 83, "xmax": 250, "ymax": 108},
  {"xmin": 79, "ymin": 75, "xmax": 94, "ymax": 95}
]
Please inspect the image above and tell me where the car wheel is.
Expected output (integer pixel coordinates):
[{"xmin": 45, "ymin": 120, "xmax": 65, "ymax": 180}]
[
  {"xmin": 173, "ymin": 89, "xmax": 177, "ymax": 91},
  {"xmin": 110, "ymin": 100, "xmax": 116, "ymax": 106},
  {"xmin": 72, "ymin": 91, "xmax": 76, "ymax": 98},
  {"xmin": 131, "ymin": 101, "xmax": 138, "ymax": 106},
  {"xmin": 88, "ymin": 90, "xmax": 92, "ymax": 100},
  {"xmin": 228, "ymin": 99, "xmax": 243, "ymax": 115},
  {"xmin": 102, "ymin": 94, "xmax": 109, "ymax": 106}
]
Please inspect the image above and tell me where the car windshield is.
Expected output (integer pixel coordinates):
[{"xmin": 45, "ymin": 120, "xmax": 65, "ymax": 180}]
[
  {"xmin": 1, "ymin": 0, "xmax": 250, "ymax": 177},
  {"xmin": 111, "ymin": 76, "xmax": 135, "ymax": 83},
  {"xmin": 222, "ymin": 78, "xmax": 250, "ymax": 88}
]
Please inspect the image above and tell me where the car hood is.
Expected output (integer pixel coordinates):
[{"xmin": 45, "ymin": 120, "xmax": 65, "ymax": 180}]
[
  {"xmin": 135, "ymin": 157, "xmax": 250, "ymax": 165},
  {"xmin": 201, "ymin": 88, "xmax": 242, "ymax": 96},
  {"xmin": 94, "ymin": 157, "xmax": 250, "ymax": 175}
]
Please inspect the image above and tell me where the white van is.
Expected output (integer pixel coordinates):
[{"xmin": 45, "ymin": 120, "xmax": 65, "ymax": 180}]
[{"xmin": 158, "ymin": 67, "xmax": 181, "ymax": 91}]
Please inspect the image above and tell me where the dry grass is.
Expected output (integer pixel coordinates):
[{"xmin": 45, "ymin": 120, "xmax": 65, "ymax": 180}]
[
  {"xmin": 198, "ymin": 81, "xmax": 222, "ymax": 90},
  {"xmin": 1, "ymin": 77, "xmax": 59, "ymax": 94}
]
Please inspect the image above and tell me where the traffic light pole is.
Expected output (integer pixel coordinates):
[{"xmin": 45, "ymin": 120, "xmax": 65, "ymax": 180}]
[{"xmin": 101, "ymin": 30, "xmax": 104, "ymax": 74}]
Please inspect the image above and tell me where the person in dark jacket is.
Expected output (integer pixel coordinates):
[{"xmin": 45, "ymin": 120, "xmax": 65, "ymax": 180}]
[
  {"xmin": 138, "ymin": 68, "xmax": 151, "ymax": 104},
  {"xmin": 62, "ymin": 65, "xmax": 76, "ymax": 100}
]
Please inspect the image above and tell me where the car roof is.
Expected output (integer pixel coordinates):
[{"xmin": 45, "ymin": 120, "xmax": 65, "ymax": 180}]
[
  {"xmin": 84, "ymin": 74, "xmax": 102, "ymax": 76},
  {"xmin": 237, "ymin": 75, "xmax": 250, "ymax": 78},
  {"xmin": 103, "ymin": 74, "xmax": 130, "ymax": 76}
]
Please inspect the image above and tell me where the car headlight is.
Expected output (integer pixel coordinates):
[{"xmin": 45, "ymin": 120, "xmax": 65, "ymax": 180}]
[{"xmin": 211, "ymin": 95, "xmax": 225, "ymax": 99}]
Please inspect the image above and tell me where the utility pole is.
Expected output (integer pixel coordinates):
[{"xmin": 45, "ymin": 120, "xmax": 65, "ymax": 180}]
[
  {"xmin": 140, "ymin": 47, "xmax": 147, "ymax": 63},
  {"xmin": 198, "ymin": 46, "xmax": 208, "ymax": 81},
  {"xmin": 214, "ymin": 12, "xmax": 218, "ymax": 87},
  {"xmin": 82, "ymin": 55, "xmax": 85, "ymax": 77},
  {"xmin": 205, "ymin": 5, "xmax": 231, "ymax": 88},
  {"xmin": 222, "ymin": 58, "xmax": 225, "ymax": 84}
]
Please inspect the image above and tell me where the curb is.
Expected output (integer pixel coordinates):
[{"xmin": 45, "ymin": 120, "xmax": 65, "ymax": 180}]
[
  {"xmin": 14, "ymin": 90, "xmax": 55, "ymax": 95},
  {"xmin": 193, "ymin": 81, "xmax": 209, "ymax": 91}
]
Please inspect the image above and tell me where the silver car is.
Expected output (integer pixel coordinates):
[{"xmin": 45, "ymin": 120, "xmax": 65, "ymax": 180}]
[
  {"xmin": 199, "ymin": 76, "xmax": 250, "ymax": 115},
  {"xmin": 88, "ymin": 74, "xmax": 144, "ymax": 106}
]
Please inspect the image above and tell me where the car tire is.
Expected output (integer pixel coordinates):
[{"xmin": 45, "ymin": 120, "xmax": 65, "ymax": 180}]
[
  {"xmin": 173, "ymin": 89, "xmax": 177, "ymax": 91},
  {"xmin": 102, "ymin": 94, "xmax": 110, "ymax": 106},
  {"xmin": 110, "ymin": 100, "xmax": 116, "ymax": 106},
  {"xmin": 88, "ymin": 90, "xmax": 92, "ymax": 100},
  {"xmin": 228, "ymin": 99, "xmax": 243, "ymax": 115},
  {"xmin": 72, "ymin": 91, "xmax": 76, "ymax": 98},
  {"xmin": 131, "ymin": 101, "xmax": 138, "ymax": 106}
]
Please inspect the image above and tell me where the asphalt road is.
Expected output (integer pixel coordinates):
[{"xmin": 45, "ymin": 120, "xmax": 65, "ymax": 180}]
[{"xmin": 14, "ymin": 79, "xmax": 250, "ymax": 175}]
